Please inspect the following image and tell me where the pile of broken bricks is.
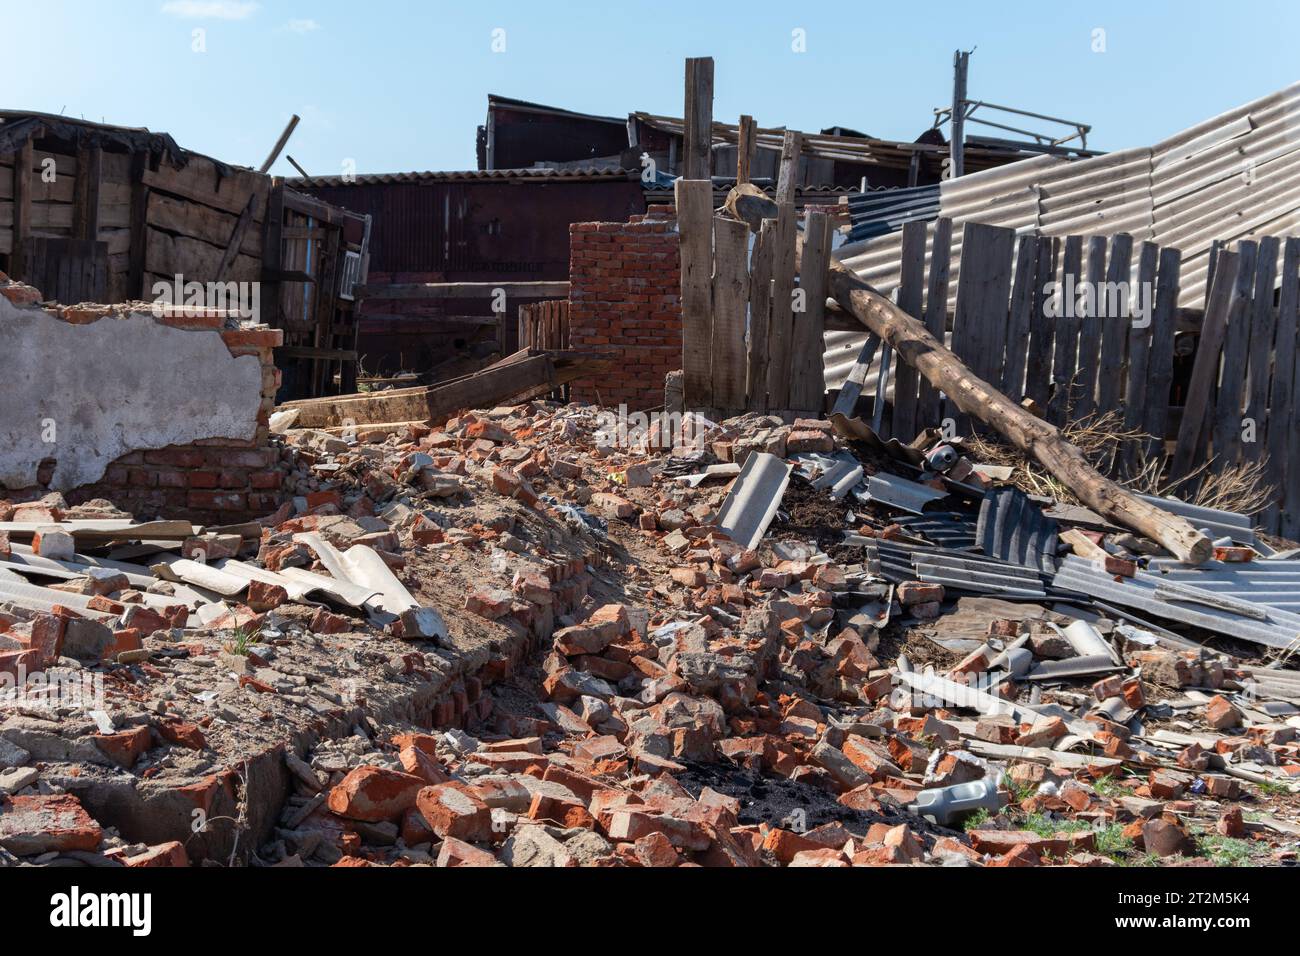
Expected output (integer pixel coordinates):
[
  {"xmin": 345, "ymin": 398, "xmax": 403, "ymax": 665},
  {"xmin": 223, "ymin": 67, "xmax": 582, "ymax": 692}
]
[{"xmin": 2, "ymin": 400, "xmax": 1298, "ymax": 868}]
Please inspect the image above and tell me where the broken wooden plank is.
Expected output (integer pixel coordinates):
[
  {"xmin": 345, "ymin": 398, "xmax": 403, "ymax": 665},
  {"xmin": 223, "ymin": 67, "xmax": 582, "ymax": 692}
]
[
  {"xmin": 736, "ymin": 115, "xmax": 757, "ymax": 185},
  {"xmin": 675, "ymin": 178, "xmax": 714, "ymax": 410}
]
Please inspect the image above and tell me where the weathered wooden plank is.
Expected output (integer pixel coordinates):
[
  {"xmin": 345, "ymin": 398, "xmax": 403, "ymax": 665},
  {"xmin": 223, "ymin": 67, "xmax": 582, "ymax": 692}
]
[
  {"xmin": 144, "ymin": 228, "xmax": 260, "ymax": 284},
  {"xmin": 948, "ymin": 221, "xmax": 1014, "ymax": 430},
  {"xmin": 127, "ymin": 151, "xmax": 150, "ymax": 298},
  {"xmin": 1024, "ymin": 237, "xmax": 1058, "ymax": 408},
  {"xmin": 789, "ymin": 209, "xmax": 831, "ymax": 414},
  {"xmin": 765, "ymin": 202, "xmax": 798, "ymax": 409},
  {"xmin": 1002, "ymin": 234, "xmax": 1039, "ymax": 400},
  {"xmin": 72, "ymin": 145, "xmax": 102, "ymax": 241},
  {"xmin": 1074, "ymin": 235, "xmax": 1109, "ymax": 420},
  {"xmin": 736, "ymin": 115, "xmax": 758, "ymax": 186},
  {"xmin": 674, "ymin": 178, "xmax": 714, "ymax": 410},
  {"xmin": 711, "ymin": 215, "xmax": 751, "ymax": 413},
  {"xmin": 831, "ymin": 334, "xmax": 882, "ymax": 419},
  {"xmin": 683, "ymin": 58, "xmax": 715, "ymax": 180},
  {"xmin": 747, "ymin": 218, "xmax": 776, "ymax": 412},
  {"xmin": 1242, "ymin": 235, "xmax": 1280, "ymax": 465},
  {"xmin": 140, "ymin": 155, "xmax": 266, "ymax": 220},
  {"xmin": 775, "ymin": 131, "xmax": 802, "ymax": 206},
  {"xmin": 146, "ymin": 192, "xmax": 262, "ymax": 257},
  {"xmin": 890, "ymin": 220, "xmax": 929, "ymax": 439},
  {"xmin": 1096, "ymin": 232, "xmax": 1133, "ymax": 415},
  {"xmin": 1170, "ymin": 250, "xmax": 1241, "ymax": 482},
  {"xmin": 1210, "ymin": 240, "xmax": 1259, "ymax": 473},
  {"xmin": 1268, "ymin": 238, "xmax": 1300, "ymax": 536},
  {"xmin": 1122, "ymin": 241, "xmax": 1159, "ymax": 469},
  {"xmin": 12, "ymin": 138, "xmax": 33, "ymax": 280},
  {"xmin": 917, "ymin": 218, "xmax": 952, "ymax": 428},
  {"xmin": 1048, "ymin": 236, "xmax": 1085, "ymax": 426}
]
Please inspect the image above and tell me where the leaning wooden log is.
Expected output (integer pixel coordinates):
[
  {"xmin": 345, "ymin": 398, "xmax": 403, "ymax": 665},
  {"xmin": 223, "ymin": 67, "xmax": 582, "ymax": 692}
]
[
  {"xmin": 279, "ymin": 349, "xmax": 613, "ymax": 429},
  {"xmin": 725, "ymin": 187, "xmax": 1213, "ymax": 564}
]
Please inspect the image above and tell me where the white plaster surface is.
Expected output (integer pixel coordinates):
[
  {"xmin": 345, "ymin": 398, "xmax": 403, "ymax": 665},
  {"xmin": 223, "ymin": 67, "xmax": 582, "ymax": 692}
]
[{"xmin": 0, "ymin": 298, "xmax": 263, "ymax": 491}]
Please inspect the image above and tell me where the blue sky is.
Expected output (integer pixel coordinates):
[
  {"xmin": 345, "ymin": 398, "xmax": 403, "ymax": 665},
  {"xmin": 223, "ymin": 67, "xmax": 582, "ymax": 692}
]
[{"xmin": 5, "ymin": 1, "xmax": 1299, "ymax": 178}]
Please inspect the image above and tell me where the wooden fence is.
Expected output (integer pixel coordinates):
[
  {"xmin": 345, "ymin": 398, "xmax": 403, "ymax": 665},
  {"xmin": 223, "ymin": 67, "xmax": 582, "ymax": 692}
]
[
  {"xmin": 675, "ymin": 179, "xmax": 833, "ymax": 420},
  {"xmin": 834, "ymin": 219, "xmax": 1300, "ymax": 538},
  {"xmin": 517, "ymin": 299, "xmax": 570, "ymax": 400}
]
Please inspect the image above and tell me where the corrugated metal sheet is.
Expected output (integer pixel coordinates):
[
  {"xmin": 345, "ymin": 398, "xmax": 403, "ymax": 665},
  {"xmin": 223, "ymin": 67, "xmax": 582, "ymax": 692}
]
[
  {"xmin": 1051, "ymin": 555, "xmax": 1300, "ymax": 650},
  {"xmin": 828, "ymin": 82, "xmax": 1300, "ymax": 390},
  {"xmin": 976, "ymin": 488, "xmax": 1059, "ymax": 573},
  {"xmin": 846, "ymin": 185, "xmax": 941, "ymax": 242},
  {"xmin": 1146, "ymin": 559, "xmax": 1300, "ymax": 613}
]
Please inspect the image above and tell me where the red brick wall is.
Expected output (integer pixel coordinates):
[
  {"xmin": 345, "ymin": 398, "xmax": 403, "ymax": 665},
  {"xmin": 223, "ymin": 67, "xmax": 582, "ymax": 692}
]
[
  {"xmin": 567, "ymin": 208, "xmax": 682, "ymax": 411},
  {"xmin": 0, "ymin": 284, "xmax": 286, "ymax": 524}
]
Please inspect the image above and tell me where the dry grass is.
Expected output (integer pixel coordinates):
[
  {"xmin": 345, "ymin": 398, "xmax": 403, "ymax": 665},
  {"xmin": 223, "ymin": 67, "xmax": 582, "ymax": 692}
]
[{"xmin": 962, "ymin": 409, "xmax": 1275, "ymax": 517}]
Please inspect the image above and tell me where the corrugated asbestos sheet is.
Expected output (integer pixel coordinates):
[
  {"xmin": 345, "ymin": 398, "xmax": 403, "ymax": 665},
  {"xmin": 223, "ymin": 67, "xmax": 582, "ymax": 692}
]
[
  {"xmin": 1146, "ymin": 558, "xmax": 1300, "ymax": 614},
  {"xmin": 892, "ymin": 512, "xmax": 979, "ymax": 550},
  {"xmin": 853, "ymin": 536, "xmax": 1050, "ymax": 598},
  {"xmin": 827, "ymin": 81, "xmax": 1300, "ymax": 390},
  {"xmin": 976, "ymin": 488, "xmax": 1059, "ymax": 573},
  {"xmin": 1051, "ymin": 555, "xmax": 1300, "ymax": 650},
  {"xmin": 846, "ymin": 185, "xmax": 941, "ymax": 242},
  {"xmin": 1138, "ymin": 495, "xmax": 1269, "ymax": 552}
]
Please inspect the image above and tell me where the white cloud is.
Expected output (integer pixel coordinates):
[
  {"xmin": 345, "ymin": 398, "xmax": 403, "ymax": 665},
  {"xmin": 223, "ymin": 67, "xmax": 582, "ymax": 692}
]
[
  {"xmin": 284, "ymin": 18, "xmax": 322, "ymax": 33},
  {"xmin": 160, "ymin": 1, "xmax": 260, "ymax": 20}
]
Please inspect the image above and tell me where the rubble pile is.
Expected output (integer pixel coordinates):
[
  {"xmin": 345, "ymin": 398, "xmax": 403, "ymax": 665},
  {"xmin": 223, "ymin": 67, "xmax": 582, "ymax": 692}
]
[{"xmin": 1, "ymin": 402, "xmax": 1297, "ymax": 868}]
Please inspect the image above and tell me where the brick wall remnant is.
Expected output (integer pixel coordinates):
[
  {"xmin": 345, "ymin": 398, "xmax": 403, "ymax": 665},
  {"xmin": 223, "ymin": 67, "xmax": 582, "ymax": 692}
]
[
  {"xmin": 0, "ymin": 272, "xmax": 284, "ymax": 523},
  {"xmin": 567, "ymin": 208, "xmax": 682, "ymax": 412}
]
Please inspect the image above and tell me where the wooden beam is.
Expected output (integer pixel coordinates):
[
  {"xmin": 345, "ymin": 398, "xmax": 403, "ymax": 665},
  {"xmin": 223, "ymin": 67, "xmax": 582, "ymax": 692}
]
[
  {"xmin": 357, "ymin": 281, "xmax": 570, "ymax": 300},
  {"xmin": 675, "ymin": 178, "xmax": 714, "ymax": 409},
  {"xmin": 214, "ymin": 195, "xmax": 257, "ymax": 281},
  {"xmin": 683, "ymin": 57, "xmax": 715, "ymax": 180},
  {"xmin": 260, "ymin": 114, "xmax": 300, "ymax": 173}
]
